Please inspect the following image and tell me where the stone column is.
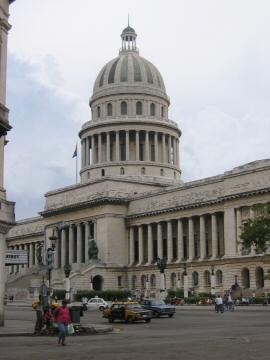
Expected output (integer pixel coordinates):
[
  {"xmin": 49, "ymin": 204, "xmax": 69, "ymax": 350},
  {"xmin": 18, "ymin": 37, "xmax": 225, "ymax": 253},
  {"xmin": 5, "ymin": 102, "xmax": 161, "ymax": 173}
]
[
  {"xmin": 188, "ymin": 217, "xmax": 194, "ymax": 260},
  {"xmin": 136, "ymin": 131, "xmax": 139, "ymax": 161},
  {"xmin": 86, "ymin": 137, "xmax": 90, "ymax": 166},
  {"xmin": 224, "ymin": 207, "xmax": 237, "ymax": 257},
  {"xmin": 211, "ymin": 213, "xmax": 218, "ymax": 259},
  {"xmin": 173, "ymin": 137, "xmax": 177, "ymax": 165},
  {"xmin": 29, "ymin": 242, "xmax": 33, "ymax": 268},
  {"xmin": 167, "ymin": 220, "xmax": 173, "ymax": 263},
  {"xmin": 69, "ymin": 224, "xmax": 74, "ymax": 264},
  {"xmin": 85, "ymin": 221, "xmax": 90, "ymax": 262},
  {"xmin": 199, "ymin": 215, "xmax": 206, "ymax": 260},
  {"xmin": 91, "ymin": 136, "xmax": 95, "ymax": 164},
  {"xmin": 145, "ymin": 131, "xmax": 149, "ymax": 161},
  {"xmin": 98, "ymin": 133, "xmax": 102, "ymax": 163},
  {"xmin": 236, "ymin": 208, "xmax": 242, "ymax": 255},
  {"xmin": 106, "ymin": 132, "xmax": 110, "ymax": 162},
  {"xmin": 147, "ymin": 224, "xmax": 153, "ymax": 265},
  {"xmin": 115, "ymin": 131, "xmax": 120, "ymax": 161},
  {"xmin": 129, "ymin": 227, "xmax": 135, "ymax": 266},
  {"xmin": 81, "ymin": 140, "xmax": 85, "ymax": 168},
  {"xmin": 138, "ymin": 225, "xmax": 143, "ymax": 265},
  {"xmin": 176, "ymin": 139, "xmax": 179, "ymax": 167},
  {"xmin": 77, "ymin": 223, "xmax": 82, "ymax": 263},
  {"xmin": 125, "ymin": 130, "xmax": 130, "ymax": 160},
  {"xmin": 61, "ymin": 229, "xmax": 67, "ymax": 268},
  {"xmin": 168, "ymin": 135, "xmax": 172, "ymax": 164},
  {"xmin": 54, "ymin": 237, "xmax": 59, "ymax": 269},
  {"xmin": 157, "ymin": 222, "xmax": 163, "ymax": 258},
  {"xmin": 177, "ymin": 219, "xmax": 184, "ymax": 261},
  {"xmin": 154, "ymin": 132, "xmax": 158, "ymax": 162},
  {"xmin": 162, "ymin": 133, "xmax": 166, "ymax": 163}
]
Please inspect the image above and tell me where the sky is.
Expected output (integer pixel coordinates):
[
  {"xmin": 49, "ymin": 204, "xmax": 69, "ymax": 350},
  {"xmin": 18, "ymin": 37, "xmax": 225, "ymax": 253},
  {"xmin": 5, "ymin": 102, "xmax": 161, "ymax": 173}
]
[{"xmin": 5, "ymin": 0, "xmax": 270, "ymax": 220}]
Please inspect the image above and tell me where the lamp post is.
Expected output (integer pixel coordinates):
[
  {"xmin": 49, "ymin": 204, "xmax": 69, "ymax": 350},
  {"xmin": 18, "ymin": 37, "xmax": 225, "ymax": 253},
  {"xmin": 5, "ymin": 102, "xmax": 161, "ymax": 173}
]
[
  {"xmin": 210, "ymin": 265, "xmax": 216, "ymax": 296},
  {"xmin": 183, "ymin": 263, "xmax": 189, "ymax": 299},
  {"xmin": 157, "ymin": 257, "xmax": 167, "ymax": 300},
  {"xmin": 47, "ymin": 229, "xmax": 58, "ymax": 305}
]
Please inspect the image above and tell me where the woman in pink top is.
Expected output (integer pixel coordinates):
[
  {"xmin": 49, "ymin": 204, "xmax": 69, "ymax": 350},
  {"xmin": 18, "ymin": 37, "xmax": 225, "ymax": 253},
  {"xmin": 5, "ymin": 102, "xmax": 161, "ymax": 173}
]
[{"xmin": 54, "ymin": 300, "xmax": 71, "ymax": 345}]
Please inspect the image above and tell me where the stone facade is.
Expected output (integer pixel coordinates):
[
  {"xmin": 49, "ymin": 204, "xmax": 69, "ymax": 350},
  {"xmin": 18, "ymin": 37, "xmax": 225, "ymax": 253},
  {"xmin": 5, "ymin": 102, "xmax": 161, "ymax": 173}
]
[{"xmin": 6, "ymin": 25, "xmax": 270, "ymax": 300}]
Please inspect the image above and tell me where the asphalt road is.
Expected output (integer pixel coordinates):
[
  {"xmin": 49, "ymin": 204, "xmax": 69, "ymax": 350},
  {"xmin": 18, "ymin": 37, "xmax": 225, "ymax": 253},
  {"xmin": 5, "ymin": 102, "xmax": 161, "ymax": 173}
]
[{"xmin": 1, "ymin": 306, "xmax": 270, "ymax": 360}]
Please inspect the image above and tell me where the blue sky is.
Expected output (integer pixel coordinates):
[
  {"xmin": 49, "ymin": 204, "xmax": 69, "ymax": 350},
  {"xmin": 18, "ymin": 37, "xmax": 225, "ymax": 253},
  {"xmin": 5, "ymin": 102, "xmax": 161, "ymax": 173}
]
[{"xmin": 5, "ymin": 0, "xmax": 270, "ymax": 219}]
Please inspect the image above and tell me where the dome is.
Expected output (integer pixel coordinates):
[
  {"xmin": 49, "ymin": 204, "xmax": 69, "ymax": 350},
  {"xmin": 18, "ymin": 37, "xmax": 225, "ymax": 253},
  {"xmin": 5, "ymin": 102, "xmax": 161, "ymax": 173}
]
[{"xmin": 90, "ymin": 26, "xmax": 169, "ymax": 104}]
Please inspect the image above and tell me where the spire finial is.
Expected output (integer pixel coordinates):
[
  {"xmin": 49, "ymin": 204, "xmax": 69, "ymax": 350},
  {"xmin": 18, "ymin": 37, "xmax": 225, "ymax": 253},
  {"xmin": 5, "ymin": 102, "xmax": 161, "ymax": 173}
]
[{"xmin": 128, "ymin": 13, "xmax": 130, "ymax": 27}]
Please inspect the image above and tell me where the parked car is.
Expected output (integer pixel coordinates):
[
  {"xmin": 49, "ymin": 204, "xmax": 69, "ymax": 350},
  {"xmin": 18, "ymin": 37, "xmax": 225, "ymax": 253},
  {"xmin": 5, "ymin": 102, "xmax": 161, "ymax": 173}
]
[
  {"xmin": 86, "ymin": 297, "xmax": 108, "ymax": 311},
  {"xmin": 141, "ymin": 299, "xmax": 176, "ymax": 317},
  {"xmin": 103, "ymin": 302, "xmax": 151, "ymax": 323}
]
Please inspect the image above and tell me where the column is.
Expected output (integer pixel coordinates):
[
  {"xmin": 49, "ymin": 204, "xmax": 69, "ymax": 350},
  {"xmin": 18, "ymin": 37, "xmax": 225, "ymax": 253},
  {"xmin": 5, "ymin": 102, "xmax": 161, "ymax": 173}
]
[
  {"xmin": 54, "ymin": 236, "xmax": 59, "ymax": 269},
  {"xmin": 98, "ymin": 133, "xmax": 102, "ymax": 163},
  {"xmin": 199, "ymin": 215, "xmax": 206, "ymax": 260},
  {"xmin": 168, "ymin": 135, "xmax": 172, "ymax": 163},
  {"xmin": 125, "ymin": 130, "xmax": 130, "ymax": 160},
  {"xmin": 77, "ymin": 223, "xmax": 82, "ymax": 263},
  {"xmin": 61, "ymin": 229, "xmax": 67, "ymax": 267},
  {"xmin": 157, "ymin": 222, "xmax": 163, "ymax": 258},
  {"xmin": 69, "ymin": 224, "xmax": 74, "ymax": 264},
  {"xmin": 91, "ymin": 136, "xmax": 95, "ymax": 164},
  {"xmin": 167, "ymin": 220, "xmax": 173, "ymax": 262},
  {"xmin": 85, "ymin": 221, "xmax": 90, "ymax": 262},
  {"xmin": 188, "ymin": 217, "xmax": 194, "ymax": 260},
  {"xmin": 29, "ymin": 242, "xmax": 33, "ymax": 268},
  {"xmin": 147, "ymin": 224, "xmax": 153, "ymax": 265},
  {"xmin": 236, "ymin": 208, "xmax": 242, "ymax": 255},
  {"xmin": 176, "ymin": 139, "xmax": 180, "ymax": 167},
  {"xmin": 136, "ymin": 131, "xmax": 139, "ymax": 160},
  {"xmin": 162, "ymin": 133, "xmax": 166, "ymax": 163},
  {"xmin": 224, "ymin": 208, "xmax": 237, "ymax": 257},
  {"xmin": 81, "ymin": 140, "xmax": 85, "ymax": 168},
  {"xmin": 86, "ymin": 137, "xmax": 90, "ymax": 166},
  {"xmin": 106, "ymin": 132, "xmax": 110, "ymax": 162},
  {"xmin": 145, "ymin": 131, "xmax": 149, "ymax": 161},
  {"xmin": 211, "ymin": 213, "xmax": 218, "ymax": 259},
  {"xmin": 154, "ymin": 132, "xmax": 158, "ymax": 162},
  {"xmin": 138, "ymin": 225, "xmax": 143, "ymax": 265},
  {"xmin": 129, "ymin": 227, "xmax": 135, "ymax": 266},
  {"xmin": 177, "ymin": 219, "xmax": 184, "ymax": 261},
  {"xmin": 115, "ymin": 131, "xmax": 120, "ymax": 161},
  {"xmin": 173, "ymin": 137, "xmax": 177, "ymax": 165}
]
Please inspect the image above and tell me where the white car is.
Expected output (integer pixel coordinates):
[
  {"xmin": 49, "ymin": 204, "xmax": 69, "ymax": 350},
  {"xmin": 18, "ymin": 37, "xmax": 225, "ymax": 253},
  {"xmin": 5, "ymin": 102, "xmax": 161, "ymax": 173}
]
[{"xmin": 87, "ymin": 297, "xmax": 108, "ymax": 311}]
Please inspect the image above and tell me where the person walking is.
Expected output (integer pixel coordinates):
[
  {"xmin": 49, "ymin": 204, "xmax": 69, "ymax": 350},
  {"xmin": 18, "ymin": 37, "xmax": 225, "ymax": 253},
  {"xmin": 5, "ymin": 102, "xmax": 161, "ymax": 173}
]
[
  {"xmin": 215, "ymin": 295, "xmax": 224, "ymax": 313},
  {"xmin": 34, "ymin": 295, "xmax": 44, "ymax": 334},
  {"xmin": 54, "ymin": 300, "xmax": 71, "ymax": 346}
]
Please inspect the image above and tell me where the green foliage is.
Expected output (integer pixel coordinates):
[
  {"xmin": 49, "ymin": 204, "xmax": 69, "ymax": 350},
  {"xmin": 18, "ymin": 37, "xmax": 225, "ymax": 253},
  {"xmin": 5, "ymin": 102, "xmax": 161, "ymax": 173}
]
[
  {"xmin": 52, "ymin": 289, "xmax": 66, "ymax": 300},
  {"xmin": 166, "ymin": 289, "xmax": 184, "ymax": 299},
  {"xmin": 240, "ymin": 204, "xmax": 270, "ymax": 253},
  {"xmin": 74, "ymin": 290, "xmax": 131, "ymax": 301}
]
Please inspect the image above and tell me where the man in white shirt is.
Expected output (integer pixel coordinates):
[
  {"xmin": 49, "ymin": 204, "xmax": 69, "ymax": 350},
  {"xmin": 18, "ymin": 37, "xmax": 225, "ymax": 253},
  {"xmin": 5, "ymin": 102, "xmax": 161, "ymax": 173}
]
[{"xmin": 215, "ymin": 295, "xmax": 224, "ymax": 313}]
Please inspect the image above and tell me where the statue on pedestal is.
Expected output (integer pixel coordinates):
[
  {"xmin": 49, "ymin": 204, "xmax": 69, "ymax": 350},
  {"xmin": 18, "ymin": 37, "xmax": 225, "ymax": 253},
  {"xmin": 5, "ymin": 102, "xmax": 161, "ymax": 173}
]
[{"xmin": 88, "ymin": 238, "xmax": 98, "ymax": 260}]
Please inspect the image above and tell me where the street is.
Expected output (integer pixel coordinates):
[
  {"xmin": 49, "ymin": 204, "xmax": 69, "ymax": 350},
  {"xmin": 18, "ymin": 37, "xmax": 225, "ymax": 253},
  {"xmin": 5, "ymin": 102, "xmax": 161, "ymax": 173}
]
[{"xmin": 0, "ymin": 306, "xmax": 270, "ymax": 360}]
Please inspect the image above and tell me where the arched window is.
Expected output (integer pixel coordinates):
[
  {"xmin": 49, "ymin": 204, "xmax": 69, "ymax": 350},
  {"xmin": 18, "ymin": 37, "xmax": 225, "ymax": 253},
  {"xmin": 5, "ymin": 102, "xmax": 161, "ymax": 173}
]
[
  {"xmin": 97, "ymin": 106, "xmax": 101, "ymax": 118},
  {"xmin": 120, "ymin": 167, "xmax": 125, "ymax": 175},
  {"xmin": 132, "ymin": 275, "xmax": 137, "ymax": 290},
  {"xmin": 150, "ymin": 103, "xmax": 155, "ymax": 116},
  {"xmin": 241, "ymin": 268, "xmax": 250, "ymax": 288},
  {"xmin": 192, "ymin": 271, "xmax": 199, "ymax": 287},
  {"xmin": 107, "ymin": 103, "xmax": 112, "ymax": 116},
  {"xmin": 101, "ymin": 169, "xmax": 105, "ymax": 177},
  {"xmin": 121, "ymin": 101, "xmax": 127, "ymax": 115},
  {"xmin": 141, "ymin": 167, "xmax": 145, "ymax": 175},
  {"xmin": 204, "ymin": 270, "xmax": 211, "ymax": 286},
  {"xmin": 150, "ymin": 274, "xmax": 156, "ymax": 288},
  {"xmin": 141, "ymin": 275, "xmax": 146, "ymax": 289},
  {"xmin": 160, "ymin": 168, "xmax": 164, "ymax": 176},
  {"xmin": 171, "ymin": 273, "xmax": 177, "ymax": 288},
  {"xmin": 256, "ymin": 267, "xmax": 264, "ymax": 288},
  {"xmin": 161, "ymin": 106, "xmax": 164, "ymax": 117},
  {"xmin": 216, "ymin": 270, "xmax": 223, "ymax": 285},
  {"xmin": 136, "ymin": 101, "xmax": 142, "ymax": 115}
]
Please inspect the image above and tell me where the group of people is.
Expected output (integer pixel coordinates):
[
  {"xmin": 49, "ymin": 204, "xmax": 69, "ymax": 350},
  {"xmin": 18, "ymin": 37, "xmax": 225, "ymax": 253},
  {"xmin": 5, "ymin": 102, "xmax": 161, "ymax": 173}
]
[
  {"xmin": 215, "ymin": 294, "xmax": 234, "ymax": 313},
  {"xmin": 34, "ymin": 296, "xmax": 71, "ymax": 346}
]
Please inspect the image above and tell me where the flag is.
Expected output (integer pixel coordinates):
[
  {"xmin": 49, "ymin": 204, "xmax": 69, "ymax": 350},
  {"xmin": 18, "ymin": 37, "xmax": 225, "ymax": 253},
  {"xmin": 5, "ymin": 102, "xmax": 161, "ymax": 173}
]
[{"xmin": 72, "ymin": 144, "xmax": 77, "ymax": 158}]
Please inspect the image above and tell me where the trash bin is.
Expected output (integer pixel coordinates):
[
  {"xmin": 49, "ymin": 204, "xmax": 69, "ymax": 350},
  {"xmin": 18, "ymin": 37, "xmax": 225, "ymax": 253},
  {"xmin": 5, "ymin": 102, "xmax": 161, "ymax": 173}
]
[{"xmin": 69, "ymin": 306, "xmax": 82, "ymax": 324}]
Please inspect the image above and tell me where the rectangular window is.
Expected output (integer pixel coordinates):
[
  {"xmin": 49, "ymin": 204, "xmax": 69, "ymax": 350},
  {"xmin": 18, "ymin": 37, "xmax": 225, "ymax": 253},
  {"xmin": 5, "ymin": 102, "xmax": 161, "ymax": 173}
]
[
  {"xmin": 150, "ymin": 144, "xmax": 155, "ymax": 161},
  {"xmin": 183, "ymin": 235, "xmax": 187, "ymax": 259},
  {"xmin": 173, "ymin": 237, "xmax": 177, "ymax": 260},
  {"xmin": 163, "ymin": 238, "xmax": 167, "ymax": 258},
  {"xmin": 153, "ymin": 239, "xmax": 157, "ymax": 260},
  {"xmin": 194, "ymin": 234, "xmax": 198, "ymax": 258},
  {"xmin": 120, "ymin": 144, "xmax": 125, "ymax": 161},
  {"xmin": 117, "ymin": 276, "xmax": 122, "ymax": 287},
  {"xmin": 139, "ymin": 144, "xmax": 144, "ymax": 161}
]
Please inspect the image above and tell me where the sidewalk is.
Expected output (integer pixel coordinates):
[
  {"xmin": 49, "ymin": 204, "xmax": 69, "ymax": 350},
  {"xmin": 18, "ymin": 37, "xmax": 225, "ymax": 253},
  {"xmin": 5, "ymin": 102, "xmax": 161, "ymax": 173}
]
[{"xmin": 175, "ymin": 304, "xmax": 270, "ymax": 311}]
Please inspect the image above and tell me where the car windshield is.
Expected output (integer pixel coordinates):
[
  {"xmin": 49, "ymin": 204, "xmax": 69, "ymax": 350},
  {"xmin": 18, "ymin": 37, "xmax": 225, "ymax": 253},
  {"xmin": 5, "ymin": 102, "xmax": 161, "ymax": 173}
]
[
  {"xmin": 126, "ymin": 304, "xmax": 142, "ymax": 310},
  {"xmin": 150, "ymin": 300, "xmax": 166, "ymax": 306}
]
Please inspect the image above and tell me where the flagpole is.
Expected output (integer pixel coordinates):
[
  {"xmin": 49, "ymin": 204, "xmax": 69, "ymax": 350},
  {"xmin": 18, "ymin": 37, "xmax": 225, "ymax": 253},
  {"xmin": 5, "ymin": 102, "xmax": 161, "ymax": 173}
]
[{"xmin": 76, "ymin": 154, "xmax": 78, "ymax": 184}]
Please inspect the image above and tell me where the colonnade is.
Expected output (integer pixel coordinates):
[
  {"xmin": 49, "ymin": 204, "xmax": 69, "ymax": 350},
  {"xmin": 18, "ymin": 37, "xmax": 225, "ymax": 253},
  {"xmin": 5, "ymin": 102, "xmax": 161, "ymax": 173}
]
[
  {"xmin": 8, "ymin": 242, "xmax": 37, "ymax": 274},
  {"xmin": 128, "ymin": 212, "xmax": 224, "ymax": 266},
  {"xmin": 81, "ymin": 130, "xmax": 179, "ymax": 167}
]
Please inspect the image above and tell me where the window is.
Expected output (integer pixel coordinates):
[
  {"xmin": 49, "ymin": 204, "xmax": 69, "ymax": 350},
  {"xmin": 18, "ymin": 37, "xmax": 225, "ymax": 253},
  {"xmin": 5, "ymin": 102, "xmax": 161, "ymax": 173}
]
[
  {"xmin": 161, "ymin": 106, "xmax": 164, "ymax": 117},
  {"xmin": 136, "ymin": 101, "xmax": 142, "ymax": 115},
  {"xmin": 139, "ymin": 144, "xmax": 144, "ymax": 161},
  {"xmin": 160, "ymin": 168, "xmax": 164, "ymax": 176},
  {"xmin": 107, "ymin": 103, "xmax": 112, "ymax": 116},
  {"xmin": 101, "ymin": 169, "xmax": 105, "ymax": 176},
  {"xmin": 120, "ymin": 143, "xmax": 125, "ymax": 161},
  {"xmin": 150, "ymin": 274, "xmax": 156, "ymax": 288},
  {"xmin": 141, "ymin": 167, "xmax": 145, "ymax": 175},
  {"xmin": 216, "ymin": 270, "xmax": 223, "ymax": 285},
  {"xmin": 120, "ymin": 167, "xmax": 125, "ymax": 175},
  {"xmin": 171, "ymin": 273, "xmax": 177, "ymax": 288},
  {"xmin": 141, "ymin": 275, "xmax": 146, "ymax": 289},
  {"xmin": 97, "ymin": 106, "xmax": 101, "ymax": 118},
  {"xmin": 204, "ymin": 271, "xmax": 211, "ymax": 286},
  {"xmin": 117, "ymin": 276, "xmax": 122, "ymax": 287},
  {"xmin": 121, "ymin": 101, "xmax": 127, "ymax": 115},
  {"xmin": 150, "ymin": 103, "xmax": 155, "ymax": 116},
  {"xmin": 193, "ymin": 272, "xmax": 199, "ymax": 286},
  {"xmin": 132, "ymin": 275, "xmax": 137, "ymax": 290},
  {"xmin": 150, "ymin": 144, "xmax": 155, "ymax": 161}
]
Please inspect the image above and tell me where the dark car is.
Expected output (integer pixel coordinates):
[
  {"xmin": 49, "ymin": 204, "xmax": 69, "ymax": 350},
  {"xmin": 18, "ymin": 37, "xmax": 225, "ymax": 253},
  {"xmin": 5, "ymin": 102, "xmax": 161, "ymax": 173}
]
[{"xmin": 142, "ymin": 299, "xmax": 176, "ymax": 318}]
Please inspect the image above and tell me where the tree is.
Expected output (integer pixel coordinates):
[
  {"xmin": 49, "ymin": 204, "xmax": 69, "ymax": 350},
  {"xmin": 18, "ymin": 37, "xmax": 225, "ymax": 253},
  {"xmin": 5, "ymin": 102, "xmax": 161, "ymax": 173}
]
[{"xmin": 240, "ymin": 204, "xmax": 270, "ymax": 253}]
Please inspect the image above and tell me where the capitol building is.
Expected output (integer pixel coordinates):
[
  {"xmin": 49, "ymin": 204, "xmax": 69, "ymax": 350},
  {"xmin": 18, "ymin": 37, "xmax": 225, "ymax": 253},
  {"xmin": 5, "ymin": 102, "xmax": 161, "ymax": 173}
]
[{"xmin": 6, "ymin": 25, "xmax": 270, "ymax": 299}]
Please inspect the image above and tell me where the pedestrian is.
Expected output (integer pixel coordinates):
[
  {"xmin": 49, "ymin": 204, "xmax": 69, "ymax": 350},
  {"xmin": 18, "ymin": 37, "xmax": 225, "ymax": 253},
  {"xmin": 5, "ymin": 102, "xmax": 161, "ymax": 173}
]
[
  {"xmin": 215, "ymin": 295, "xmax": 224, "ymax": 313},
  {"xmin": 34, "ymin": 295, "xmax": 44, "ymax": 333},
  {"xmin": 54, "ymin": 299, "xmax": 71, "ymax": 346}
]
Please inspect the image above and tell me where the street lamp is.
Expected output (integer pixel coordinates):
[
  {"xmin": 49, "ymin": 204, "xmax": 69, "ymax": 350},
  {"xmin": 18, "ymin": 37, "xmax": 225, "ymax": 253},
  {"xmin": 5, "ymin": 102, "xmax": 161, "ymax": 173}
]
[
  {"xmin": 157, "ymin": 257, "xmax": 167, "ymax": 300},
  {"xmin": 47, "ymin": 229, "xmax": 58, "ymax": 304}
]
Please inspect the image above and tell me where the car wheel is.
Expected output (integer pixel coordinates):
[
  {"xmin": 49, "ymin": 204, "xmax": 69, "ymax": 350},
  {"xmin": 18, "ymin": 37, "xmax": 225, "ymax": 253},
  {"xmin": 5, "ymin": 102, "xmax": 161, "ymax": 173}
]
[
  {"xmin": 145, "ymin": 319, "xmax": 151, "ymax": 323},
  {"xmin": 169, "ymin": 314, "xmax": 174, "ymax": 318},
  {"xmin": 99, "ymin": 306, "xmax": 105, "ymax": 311},
  {"xmin": 152, "ymin": 311, "xmax": 159, "ymax": 318},
  {"xmin": 127, "ymin": 316, "xmax": 133, "ymax": 324},
  {"xmin": 108, "ymin": 316, "xmax": 114, "ymax": 323}
]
